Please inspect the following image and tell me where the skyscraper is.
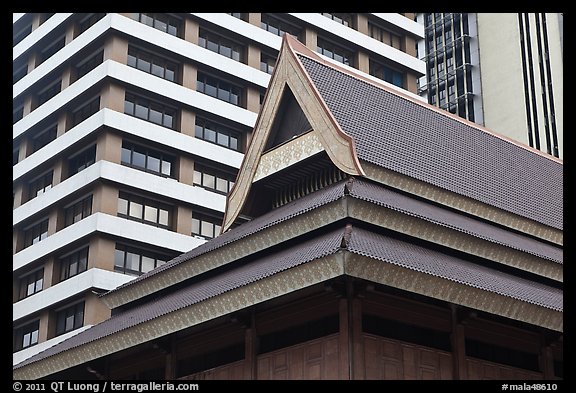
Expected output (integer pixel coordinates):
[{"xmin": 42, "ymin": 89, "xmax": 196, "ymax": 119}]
[
  {"xmin": 416, "ymin": 13, "xmax": 563, "ymax": 159},
  {"xmin": 13, "ymin": 13, "xmax": 424, "ymax": 365}
]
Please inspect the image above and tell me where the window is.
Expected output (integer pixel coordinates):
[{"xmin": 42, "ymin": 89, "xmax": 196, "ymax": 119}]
[
  {"xmin": 369, "ymin": 22, "xmax": 402, "ymax": 50},
  {"xmin": 369, "ymin": 60, "xmax": 404, "ymax": 88},
  {"xmin": 32, "ymin": 124, "xmax": 57, "ymax": 153},
  {"xmin": 72, "ymin": 97, "xmax": 100, "ymax": 127},
  {"xmin": 114, "ymin": 244, "xmax": 168, "ymax": 276},
  {"xmin": 130, "ymin": 13, "xmax": 180, "ymax": 37},
  {"xmin": 13, "ymin": 21, "xmax": 32, "ymax": 46},
  {"xmin": 195, "ymin": 117, "xmax": 241, "ymax": 151},
  {"xmin": 127, "ymin": 46, "xmax": 178, "ymax": 83},
  {"xmin": 23, "ymin": 219, "xmax": 49, "ymax": 249},
  {"xmin": 121, "ymin": 141, "xmax": 174, "ymax": 177},
  {"xmin": 64, "ymin": 195, "xmax": 93, "ymax": 227},
  {"xmin": 37, "ymin": 80, "xmax": 62, "ymax": 107},
  {"xmin": 68, "ymin": 144, "xmax": 96, "ymax": 176},
  {"xmin": 13, "ymin": 62, "xmax": 28, "ymax": 84},
  {"xmin": 260, "ymin": 14, "xmax": 301, "ymax": 38},
  {"xmin": 13, "ymin": 145, "xmax": 20, "ymax": 166},
  {"xmin": 124, "ymin": 93, "xmax": 176, "ymax": 129},
  {"xmin": 321, "ymin": 13, "xmax": 353, "ymax": 27},
  {"xmin": 193, "ymin": 164, "xmax": 236, "ymax": 194},
  {"xmin": 13, "ymin": 103, "xmax": 24, "ymax": 125},
  {"xmin": 192, "ymin": 212, "xmax": 222, "ymax": 239},
  {"xmin": 28, "ymin": 171, "xmax": 53, "ymax": 200},
  {"xmin": 76, "ymin": 50, "xmax": 103, "ymax": 80},
  {"xmin": 228, "ymin": 13, "xmax": 245, "ymax": 20},
  {"xmin": 316, "ymin": 38, "xmax": 353, "ymax": 66},
  {"xmin": 260, "ymin": 52, "xmax": 276, "ymax": 74},
  {"xmin": 13, "ymin": 320, "xmax": 39, "ymax": 352},
  {"xmin": 55, "ymin": 302, "xmax": 85, "ymax": 336},
  {"xmin": 196, "ymin": 73, "xmax": 242, "ymax": 106},
  {"xmin": 40, "ymin": 36, "xmax": 65, "ymax": 65},
  {"xmin": 118, "ymin": 192, "xmax": 171, "ymax": 229},
  {"xmin": 60, "ymin": 247, "xmax": 89, "ymax": 281},
  {"xmin": 78, "ymin": 13, "xmax": 106, "ymax": 34},
  {"xmin": 18, "ymin": 269, "xmax": 44, "ymax": 300},
  {"xmin": 198, "ymin": 28, "xmax": 243, "ymax": 62}
]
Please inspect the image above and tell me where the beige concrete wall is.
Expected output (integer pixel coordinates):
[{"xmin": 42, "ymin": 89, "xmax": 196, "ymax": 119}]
[
  {"xmin": 477, "ymin": 12, "xmax": 563, "ymax": 159},
  {"xmin": 477, "ymin": 13, "xmax": 529, "ymax": 145},
  {"xmin": 88, "ymin": 236, "xmax": 116, "ymax": 271},
  {"xmin": 84, "ymin": 293, "xmax": 112, "ymax": 325}
]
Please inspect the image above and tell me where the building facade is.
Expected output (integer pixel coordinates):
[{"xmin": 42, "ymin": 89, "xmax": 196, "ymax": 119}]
[
  {"xmin": 13, "ymin": 13, "xmax": 424, "ymax": 365},
  {"xmin": 13, "ymin": 35, "xmax": 563, "ymax": 381},
  {"xmin": 417, "ymin": 13, "xmax": 563, "ymax": 159}
]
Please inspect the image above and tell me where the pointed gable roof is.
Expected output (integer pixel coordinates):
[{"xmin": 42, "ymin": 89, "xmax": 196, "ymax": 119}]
[{"xmin": 223, "ymin": 34, "xmax": 563, "ymax": 239}]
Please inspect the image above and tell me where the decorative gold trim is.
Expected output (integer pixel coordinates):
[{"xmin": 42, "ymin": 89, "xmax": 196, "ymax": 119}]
[
  {"xmin": 362, "ymin": 162, "xmax": 563, "ymax": 246},
  {"xmin": 254, "ymin": 131, "xmax": 324, "ymax": 181},
  {"xmin": 102, "ymin": 200, "xmax": 348, "ymax": 309},
  {"xmin": 348, "ymin": 198, "xmax": 563, "ymax": 282},
  {"xmin": 14, "ymin": 254, "xmax": 346, "ymax": 380},
  {"xmin": 344, "ymin": 253, "xmax": 562, "ymax": 332},
  {"xmin": 222, "ymin": 34, "xmax": 364, "ymax": 232}
]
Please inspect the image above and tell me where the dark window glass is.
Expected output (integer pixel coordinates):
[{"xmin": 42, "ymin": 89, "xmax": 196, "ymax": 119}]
[
  {"xmin": 121, "ymin": 141, "xmax": 175, "ymax": 177},
  {"xmin": 193, "ymin": 164, "xmax": 236, "ymax": 195},
  {"xmin": 32, "ymin": 125, "xmax": 57, "ymax": 153},
  {"xmin": 192, "ymin": 212, "xmax": 222, "ymax": 239},
  {"xmin": 316, "ymin": 38, "xmax": 353, "ymax": 66},
  {"xmin": 127, "ymin": 46, "xmax": 178, "ymax": 83},
  {"xmin": 198, "ymin": 28, "xmax": 243, "ymax": 62},
  {"xmin": 60, "ymin": 247, "xmax": 89, "ymax": 281},
  {"xmin": 39, "ymin": 36, "xmax": 65, "ymax": 64},
  {"xmin": 78, "ymin": 13, "xmax": 106, "ymax": 34},
  {"xmin": 118, "ymin": 192, "xmax": 172, "ymax": 229},
  {"xmin": 196, "ymin": 73, "xmax": 242, "ymax": 106},
  {"xmin": 76, "ymin": 50, "xmax": 104, "ymax": 80},
  {"xmin": 68, "ymin": 145, "xmax": 96, "ymax": 176},
  {"xmin": 72, "ymin": 97, "xmax": 100, "ymax": 127},
  {"xmin": 13, "ymin": 21, "xmax": 32, "ymax": 47},
  {"xmin": 13, "ymin": 320, "xmax": 39, "ymax": 352},
  {"xmin": 195, "ymin": 117, "xmax": 243, "ymax": 152},
  {"xmin": 55, "ymin": 302, "xmax": 85, "ymax": 336},
  {"xmin": 124, "ymin": 93, "xmax": 176, "ymax": 129},
  {"xmin": 37, "ymin": 80, "xmax": 62, "ymax": 107},
  {"xmin": 114, "ymin": 244, "xmax": 169, "ymax": 276},
  {"xmin": 131, "ymin": 13, "xmax": 180, "ymax": 37},
  {"xmin": 64, "ymin": 195, "xmax": 93, "ymax": 227},
  {"xmin": 18, "ymin": 269, "xmax": 44, "ymax": 300},
  {"xmin": 23, "ymin": 219, "xmax": 49, "ymax": 249},
  {"xmin": 28, "ymin": 171, "xmax": 53, "ymax": 200},
  {"xmin": 260, "ymin": 14, "xmax": 301, "ymax": 37},
  {"xmin": 369, "ymin": 60, "xmax": 405, "ymax": 88},
  {"xmin": 321, "ymin": 13, "xmax": 353, "ymax": 27}
]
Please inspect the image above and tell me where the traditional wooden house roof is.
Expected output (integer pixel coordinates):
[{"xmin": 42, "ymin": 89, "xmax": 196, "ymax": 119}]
[{"xmin": 13, "ymin": 34, "xmax": 562, "ymax": 380}]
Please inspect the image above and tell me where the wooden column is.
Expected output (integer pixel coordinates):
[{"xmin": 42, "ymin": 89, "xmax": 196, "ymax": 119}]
[
  {"xmin": 345, "ymin": 278, "xmax": 365, "ymax": 380},
  {"xmin": 245, "ymin": 310, "xmax": 257, "ymax": 380},
  {"xmin": 338, "ymin": 297, "xmax": 351, "ymax": 380},
  {"xmin": 164, "ymin": 336, "xmax": 176, "ymax": 380},
  {"xmin": 450, "ymin": 304, "xmax": 468, "ymax": 379},
  {"xmin": 539, "ymin": 334, "xmax": 556, "ymax": 380}
]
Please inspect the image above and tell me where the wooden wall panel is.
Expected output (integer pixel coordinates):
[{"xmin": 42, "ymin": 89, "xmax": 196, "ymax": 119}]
[
  {"xmin": 256, "ymin": 334, "xmax": 341, "ymax": 380},
  {"xmin": 178, "ymin": 360, "xmax": 247, "ymax": 380},
  {"xmin": 363, "ymin": 333, "xmax": 453, "ymax": 380},
  {"xmin": 466, "ymin": 358, "xmax": 542, "ymax": 380}
]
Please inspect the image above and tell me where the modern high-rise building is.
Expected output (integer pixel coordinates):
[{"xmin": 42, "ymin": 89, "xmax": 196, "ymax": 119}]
[
  {"xmin": 416, "ymin": 13, "xmax": 563, "ymax": 159},
  {"xmin": 13, "ymin": 13, "xmax": 425, "ymax": 365}
]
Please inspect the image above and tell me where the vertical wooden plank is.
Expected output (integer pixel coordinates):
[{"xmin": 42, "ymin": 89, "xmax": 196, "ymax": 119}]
[
  {"xmin": 245, "ymin": 327, "xmax": 256, "ymax": 380},
  {"xmin": 450, "ymin": 306, "xmax": 468, "ymax": 379},
  {"xmin": 351, "ymin": 297, "xmax": 365, "ymax": 380},
  {"xmin": 338, "ymin": 297, "xmax": 351, "ymax": 380}
]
